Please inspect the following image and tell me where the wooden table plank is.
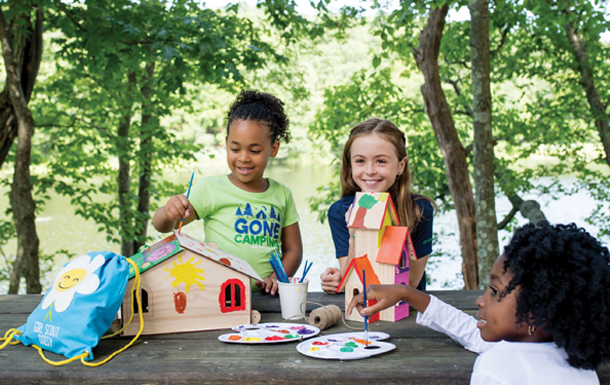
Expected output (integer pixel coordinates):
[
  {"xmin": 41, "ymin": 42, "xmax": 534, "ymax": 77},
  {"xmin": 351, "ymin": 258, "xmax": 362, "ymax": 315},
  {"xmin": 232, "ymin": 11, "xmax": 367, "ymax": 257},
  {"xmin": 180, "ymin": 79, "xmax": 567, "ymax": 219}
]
[{"xmin": 1, "ymin": 291, "xmax": 607, "ymax": 385}]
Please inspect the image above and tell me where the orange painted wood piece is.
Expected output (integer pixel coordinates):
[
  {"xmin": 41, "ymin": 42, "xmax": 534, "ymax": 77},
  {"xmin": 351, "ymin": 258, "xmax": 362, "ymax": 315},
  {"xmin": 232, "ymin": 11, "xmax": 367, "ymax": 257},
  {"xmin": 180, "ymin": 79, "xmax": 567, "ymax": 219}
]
[
  {"xmin": 337, "ymin": 255, "xmax": 381, "ymax": 293},
  {"xmin": 376, "ymin": 226, "xmax": 410, "ymax": 265}
]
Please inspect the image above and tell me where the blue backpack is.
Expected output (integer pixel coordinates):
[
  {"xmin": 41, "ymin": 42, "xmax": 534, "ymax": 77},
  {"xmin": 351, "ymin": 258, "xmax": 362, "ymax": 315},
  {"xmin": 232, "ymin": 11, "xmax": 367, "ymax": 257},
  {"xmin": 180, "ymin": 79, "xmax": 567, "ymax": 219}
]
[{"xmin": 0, "ymin": 251, "xmax": 143, "ymax": 366}]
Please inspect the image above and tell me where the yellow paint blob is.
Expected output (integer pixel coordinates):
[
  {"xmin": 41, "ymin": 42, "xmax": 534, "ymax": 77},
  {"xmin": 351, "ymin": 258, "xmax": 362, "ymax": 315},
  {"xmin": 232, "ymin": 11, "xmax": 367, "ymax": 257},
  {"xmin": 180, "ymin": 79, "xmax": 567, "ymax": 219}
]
[
  {"xmin": 243, "ymin": 337, "xmax": 261, "ymax": 342},
  {"xmin": 56, "ymin": 268, "xmax": 87, "ymax": 292},
  {"xmin": 163, "ymin": 255, "xmax": 206, "ymax": 293},
  {"xmin": 308, "ymin": 347, "xmax": 319, "ymax": 352}
]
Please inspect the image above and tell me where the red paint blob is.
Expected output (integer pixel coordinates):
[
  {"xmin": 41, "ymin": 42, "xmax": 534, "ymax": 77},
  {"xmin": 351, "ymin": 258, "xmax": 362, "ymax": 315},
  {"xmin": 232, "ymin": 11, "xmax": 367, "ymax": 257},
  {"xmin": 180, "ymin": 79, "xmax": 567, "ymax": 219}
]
[
  {"xmin": 219, "ymin": 258, "xmax": 231, "ymax": 267},
  {"xmin": 265, "ymin": 336, "xmax": 287, "ymax": 341}
]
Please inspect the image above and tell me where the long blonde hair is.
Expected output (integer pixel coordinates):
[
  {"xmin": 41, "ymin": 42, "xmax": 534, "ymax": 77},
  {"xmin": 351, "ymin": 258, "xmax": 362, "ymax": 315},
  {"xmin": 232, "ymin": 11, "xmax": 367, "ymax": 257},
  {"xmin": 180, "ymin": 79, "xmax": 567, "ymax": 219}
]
[{"xmin": 340, "ymin": 118, "xmax": 435, "ymax": 233}]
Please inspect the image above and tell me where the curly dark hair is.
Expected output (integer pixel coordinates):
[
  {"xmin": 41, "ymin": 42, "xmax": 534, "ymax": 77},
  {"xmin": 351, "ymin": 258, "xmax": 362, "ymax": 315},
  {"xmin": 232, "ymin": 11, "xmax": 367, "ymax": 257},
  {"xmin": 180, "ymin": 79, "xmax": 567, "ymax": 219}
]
[
  {"xmin": 502, "ymin": 222, "xmax": 610, "ymax": 370},
  {"xmin": 225, "ymin": 89, "xmax": 291, "ymax": 143}
]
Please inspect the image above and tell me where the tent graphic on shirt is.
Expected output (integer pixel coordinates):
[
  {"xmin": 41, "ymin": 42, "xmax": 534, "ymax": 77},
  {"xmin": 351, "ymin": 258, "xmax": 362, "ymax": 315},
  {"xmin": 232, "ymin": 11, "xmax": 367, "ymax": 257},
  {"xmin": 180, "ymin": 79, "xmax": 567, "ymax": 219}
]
[{"xmin": 256, "ymin": 207, "xmax": 267, "ymax": 220}]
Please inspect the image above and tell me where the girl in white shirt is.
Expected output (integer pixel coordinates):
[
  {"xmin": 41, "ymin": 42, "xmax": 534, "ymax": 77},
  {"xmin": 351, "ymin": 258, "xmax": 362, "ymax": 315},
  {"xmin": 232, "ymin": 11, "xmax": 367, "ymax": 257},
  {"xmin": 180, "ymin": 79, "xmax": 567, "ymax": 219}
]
[{"xmin": 347, "ymin": 222, "xmax": 610, "ymax": 385}]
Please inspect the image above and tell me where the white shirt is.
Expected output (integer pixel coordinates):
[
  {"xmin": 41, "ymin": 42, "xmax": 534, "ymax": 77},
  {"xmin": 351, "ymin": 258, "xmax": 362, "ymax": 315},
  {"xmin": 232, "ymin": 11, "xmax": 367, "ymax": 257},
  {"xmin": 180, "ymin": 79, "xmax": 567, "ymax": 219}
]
[{"xmin": 416, "ymin": 295, "xmax": 599, "ymax": 385}]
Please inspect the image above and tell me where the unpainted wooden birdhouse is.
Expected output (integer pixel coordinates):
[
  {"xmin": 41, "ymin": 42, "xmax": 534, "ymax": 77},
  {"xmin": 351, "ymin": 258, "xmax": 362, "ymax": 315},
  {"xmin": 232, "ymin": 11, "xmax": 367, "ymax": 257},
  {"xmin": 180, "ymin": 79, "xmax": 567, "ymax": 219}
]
[{"xmin": 121, "ymin": 230, "xmax": 262, "ymax": 336}]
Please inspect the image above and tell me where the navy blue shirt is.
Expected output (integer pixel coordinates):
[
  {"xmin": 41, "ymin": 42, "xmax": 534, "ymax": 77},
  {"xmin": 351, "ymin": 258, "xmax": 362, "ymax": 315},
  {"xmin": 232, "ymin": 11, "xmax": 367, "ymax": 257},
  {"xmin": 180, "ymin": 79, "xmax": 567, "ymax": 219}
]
[{"xmin": 327, "ymin": 194, "xmax": 434, "ymax": 259}]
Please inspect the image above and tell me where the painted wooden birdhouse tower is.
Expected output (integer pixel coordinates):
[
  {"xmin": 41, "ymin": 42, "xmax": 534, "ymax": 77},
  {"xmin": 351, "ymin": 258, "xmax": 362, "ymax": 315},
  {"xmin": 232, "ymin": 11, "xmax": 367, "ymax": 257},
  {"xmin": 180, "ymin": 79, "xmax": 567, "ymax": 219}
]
[
  {"xmin": 337, "ymin": 192, "xmax": 416, "ymax": 323},
  {"xmin": 121, "ymin": 230, "xmax": 262, "ymax": 336}
]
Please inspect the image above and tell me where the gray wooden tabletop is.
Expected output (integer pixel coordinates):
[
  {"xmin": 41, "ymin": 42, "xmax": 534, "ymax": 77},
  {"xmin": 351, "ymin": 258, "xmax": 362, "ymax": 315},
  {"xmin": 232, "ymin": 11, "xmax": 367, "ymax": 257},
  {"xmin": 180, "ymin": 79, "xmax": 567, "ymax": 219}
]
[{"xmin": 1, "ymin": 291, "xmax": 608, "ymax": 385}]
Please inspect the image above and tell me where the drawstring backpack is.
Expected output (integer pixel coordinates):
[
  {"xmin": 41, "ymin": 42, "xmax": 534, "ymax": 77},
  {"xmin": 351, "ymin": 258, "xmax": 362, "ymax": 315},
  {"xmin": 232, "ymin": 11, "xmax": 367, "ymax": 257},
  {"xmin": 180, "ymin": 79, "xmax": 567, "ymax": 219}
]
[{"xmin": 0, "ymin": 251, "xmax": 144, "ymax": 366}]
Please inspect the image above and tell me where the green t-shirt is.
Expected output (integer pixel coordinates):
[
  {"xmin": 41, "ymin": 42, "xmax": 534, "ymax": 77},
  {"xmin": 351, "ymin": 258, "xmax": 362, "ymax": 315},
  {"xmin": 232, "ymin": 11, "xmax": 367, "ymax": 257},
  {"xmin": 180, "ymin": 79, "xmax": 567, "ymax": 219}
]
[{"xmin": 189, "ymin": 175, "xmax": 300, "ymax": 284}]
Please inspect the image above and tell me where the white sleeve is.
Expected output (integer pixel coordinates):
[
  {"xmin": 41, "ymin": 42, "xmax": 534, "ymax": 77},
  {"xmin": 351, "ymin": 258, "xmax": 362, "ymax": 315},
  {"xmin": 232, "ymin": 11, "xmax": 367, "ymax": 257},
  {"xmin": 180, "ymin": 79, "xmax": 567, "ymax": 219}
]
[{"xmin": 416, "ymin": 295, "xmax": 495, "ymax": 354}]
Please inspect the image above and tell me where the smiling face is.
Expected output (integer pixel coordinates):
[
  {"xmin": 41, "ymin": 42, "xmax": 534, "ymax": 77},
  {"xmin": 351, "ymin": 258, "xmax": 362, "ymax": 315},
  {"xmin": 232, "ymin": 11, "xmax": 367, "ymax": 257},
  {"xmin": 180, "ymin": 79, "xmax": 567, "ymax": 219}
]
[
  {"xmin": 350, "ymin": 133, "xmax": 406, "ymax": 193},
  {"xmin": 476, "ymin": 256, "xmax": 530, "ymax": 342},
  {"xmin": 226, "ymin": 119, "xmax": 279, "ymax": 193},
  {"xmin": 55, "ymin": 268, "xmax": 87, "ymax": 292}
]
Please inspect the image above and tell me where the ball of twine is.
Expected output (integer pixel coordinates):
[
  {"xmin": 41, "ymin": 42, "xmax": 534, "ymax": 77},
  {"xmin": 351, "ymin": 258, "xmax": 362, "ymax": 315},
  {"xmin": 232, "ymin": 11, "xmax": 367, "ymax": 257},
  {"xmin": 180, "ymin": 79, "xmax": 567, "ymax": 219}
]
[
  {"xmin": 294, "ymin": 301, "xmax": 363, "ymax": 331},
  {"xmin": 308, "ymin": 304, "xmax": 343, "ymax": 330}
]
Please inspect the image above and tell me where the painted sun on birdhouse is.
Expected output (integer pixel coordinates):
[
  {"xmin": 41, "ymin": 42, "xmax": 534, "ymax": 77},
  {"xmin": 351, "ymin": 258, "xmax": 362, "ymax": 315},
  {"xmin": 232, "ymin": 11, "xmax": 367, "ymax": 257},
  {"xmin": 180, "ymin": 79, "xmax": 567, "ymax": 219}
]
[
  {"xmin": 121, "ymin": 230, "xmax": 262, "ymax": 336},
  {"xmin": 338, "ymin": 192, "xmax": 416, "ymax": 323}
]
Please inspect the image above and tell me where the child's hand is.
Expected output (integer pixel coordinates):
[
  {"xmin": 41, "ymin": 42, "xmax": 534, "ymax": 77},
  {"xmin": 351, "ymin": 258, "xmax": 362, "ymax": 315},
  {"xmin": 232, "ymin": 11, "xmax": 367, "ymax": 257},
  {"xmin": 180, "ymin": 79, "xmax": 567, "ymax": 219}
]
[
  {"xmin": 346, "ymin": 284, "xmax": 408, "ymax": 317},
  {"xmin": 255, "ymin": 276, "xmax": 279, "ymax": 295},
  {"xmin": 164, "ymin": 194, "xmax": 192, "ymax": 221},
  {"xmin": 320, "ymin": 268, "xmax": 342, "ymax": 294}
]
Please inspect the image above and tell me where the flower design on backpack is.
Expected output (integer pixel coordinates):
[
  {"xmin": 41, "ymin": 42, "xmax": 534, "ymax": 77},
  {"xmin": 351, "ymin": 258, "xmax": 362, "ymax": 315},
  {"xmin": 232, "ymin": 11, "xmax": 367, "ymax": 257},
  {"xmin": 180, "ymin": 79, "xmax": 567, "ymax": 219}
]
[{"xmin": 42, "ymin": 254, "xmax": 105, "ymax": 314}]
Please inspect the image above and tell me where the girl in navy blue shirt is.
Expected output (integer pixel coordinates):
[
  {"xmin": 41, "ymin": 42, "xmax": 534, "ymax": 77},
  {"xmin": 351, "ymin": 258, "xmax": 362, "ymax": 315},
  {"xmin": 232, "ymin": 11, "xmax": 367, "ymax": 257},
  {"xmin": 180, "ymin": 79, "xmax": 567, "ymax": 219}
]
[{"xmin": 320, "ymin": 118, "xmax": 435, "ymax": 293}]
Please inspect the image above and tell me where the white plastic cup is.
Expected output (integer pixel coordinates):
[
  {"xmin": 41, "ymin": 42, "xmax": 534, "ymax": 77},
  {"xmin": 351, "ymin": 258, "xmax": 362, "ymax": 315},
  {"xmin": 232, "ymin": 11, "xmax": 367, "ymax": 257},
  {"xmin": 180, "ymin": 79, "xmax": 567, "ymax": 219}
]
[{"xmin": 278, "ymin": 277, "xmax": 309, "ymax": 320}]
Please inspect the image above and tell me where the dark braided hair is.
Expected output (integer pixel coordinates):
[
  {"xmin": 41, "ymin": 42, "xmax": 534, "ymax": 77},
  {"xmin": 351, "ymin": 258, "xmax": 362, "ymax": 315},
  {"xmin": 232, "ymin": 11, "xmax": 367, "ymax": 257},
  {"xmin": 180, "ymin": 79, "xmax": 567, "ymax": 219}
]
[
  {"xmin": 225, "ymin": 89, "xmax": 291, "ymax": 143},
  {"xmin": 502, "ymin": 222, "xmax": 610, "ymax": 370}
]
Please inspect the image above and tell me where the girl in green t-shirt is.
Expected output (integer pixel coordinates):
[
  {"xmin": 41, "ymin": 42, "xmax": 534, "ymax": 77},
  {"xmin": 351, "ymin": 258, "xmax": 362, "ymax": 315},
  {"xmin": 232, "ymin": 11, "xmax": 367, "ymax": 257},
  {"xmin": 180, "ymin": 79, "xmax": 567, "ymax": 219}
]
[{"xmin": 153, "ymin": 90, "xmax": 303, "ymax": 295}]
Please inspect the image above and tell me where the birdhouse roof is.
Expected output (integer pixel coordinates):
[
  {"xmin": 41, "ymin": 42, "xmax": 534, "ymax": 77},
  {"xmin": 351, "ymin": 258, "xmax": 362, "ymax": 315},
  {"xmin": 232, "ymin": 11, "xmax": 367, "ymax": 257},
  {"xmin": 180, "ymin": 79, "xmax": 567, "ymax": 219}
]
[
  {"xmin": 346, "ymin": 192, "xmax": 400, "ymax": 230},
  {"xmin": 376, "ymin": 226, "xmax": 416, "ymax": 265},
  {"xmin": 128, "ymin": 230, "xmax": 263, "ymax": 281},
  {"xmin": 336, "ymin": 255, "xmax": 381, "ymax": 293}
]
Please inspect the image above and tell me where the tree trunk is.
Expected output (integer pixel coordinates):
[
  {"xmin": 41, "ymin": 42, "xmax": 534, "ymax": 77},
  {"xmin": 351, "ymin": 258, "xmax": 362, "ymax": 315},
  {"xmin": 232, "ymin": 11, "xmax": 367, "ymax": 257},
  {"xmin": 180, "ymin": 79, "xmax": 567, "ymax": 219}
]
[
  {"xmin": 134, "ymin": 62, "xmax": 156, "ymax": 254},
  {"xmin": 119, "ymin": 73, "xmax": 136, "ymax": 257},
  {"xmin": 412, "ymin": 5, "xmax": 479, "ymax": 289},
  {"xmin": 563, "ymin": 20, "xmax": 610, "ymax": 168},
  {"xmin": 0, "ymin": 4, "xmax": 42, "ymax": 294},
  {"xmin": 0, "ymin": 3, "xmax": 42, "ymax": 169},
  {"xmin": 469, "ymin": 0, "xmax": 498, "ymax": 287}
]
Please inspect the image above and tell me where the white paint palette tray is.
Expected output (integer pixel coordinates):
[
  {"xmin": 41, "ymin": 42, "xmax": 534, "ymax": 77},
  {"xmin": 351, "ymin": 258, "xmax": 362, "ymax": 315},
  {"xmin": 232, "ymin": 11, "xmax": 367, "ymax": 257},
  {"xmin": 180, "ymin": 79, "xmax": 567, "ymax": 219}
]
[
  {"xmin": 296, "ymin": 332, "xmax": 395, "ymax": 360},
  {"xmin": 218, "ymin": 322, "xmax": 320, "ymax": 344}
]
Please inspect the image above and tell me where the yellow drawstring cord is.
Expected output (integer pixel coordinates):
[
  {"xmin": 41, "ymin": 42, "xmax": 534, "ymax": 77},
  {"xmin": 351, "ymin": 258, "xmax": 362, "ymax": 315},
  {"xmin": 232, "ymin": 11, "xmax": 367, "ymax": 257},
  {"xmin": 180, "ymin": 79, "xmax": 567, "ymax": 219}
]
[
  {"xmin": 2, "ymin": 257, "xmax": 144, "ymax": 367},
  {"xmin": 0, "ymin": 328, "xmax": 22, "ymax": 349},
  {"xmin": 81, "ymin": 258, "xmax": 144, "ymax": 366}
]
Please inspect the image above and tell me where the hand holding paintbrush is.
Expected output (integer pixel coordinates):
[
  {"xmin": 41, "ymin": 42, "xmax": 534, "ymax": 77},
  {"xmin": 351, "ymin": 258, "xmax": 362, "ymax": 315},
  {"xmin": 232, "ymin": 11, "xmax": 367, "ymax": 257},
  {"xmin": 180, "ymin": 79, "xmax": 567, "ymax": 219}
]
[{"xmin": 151, "ymin": 172, "xmax": 195, "ymax": 234}]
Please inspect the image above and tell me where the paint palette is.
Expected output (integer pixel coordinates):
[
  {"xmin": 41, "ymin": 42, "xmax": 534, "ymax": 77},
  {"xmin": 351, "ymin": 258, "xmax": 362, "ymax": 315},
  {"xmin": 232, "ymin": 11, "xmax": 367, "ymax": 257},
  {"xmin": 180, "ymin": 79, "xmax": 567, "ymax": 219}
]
[
  {"xmin": 218, "ymin": 323, "xmax": 321, "ymax": 344},
  {"xmin": 296, "ymin": 332, "xmax": 395, "ymax": 360}
]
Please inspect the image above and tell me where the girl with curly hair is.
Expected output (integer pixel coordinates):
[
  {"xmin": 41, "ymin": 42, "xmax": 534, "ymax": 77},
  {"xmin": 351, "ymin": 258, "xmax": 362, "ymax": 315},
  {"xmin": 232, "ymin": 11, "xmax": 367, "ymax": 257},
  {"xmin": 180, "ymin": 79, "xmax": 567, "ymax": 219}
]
[
  {"xmin": 153, "ymin": 90, "xmax": 302, "ymax": 295},
  {"xmin": 348, "ymin": 222, "xmax": 610, "ymax": 384}
]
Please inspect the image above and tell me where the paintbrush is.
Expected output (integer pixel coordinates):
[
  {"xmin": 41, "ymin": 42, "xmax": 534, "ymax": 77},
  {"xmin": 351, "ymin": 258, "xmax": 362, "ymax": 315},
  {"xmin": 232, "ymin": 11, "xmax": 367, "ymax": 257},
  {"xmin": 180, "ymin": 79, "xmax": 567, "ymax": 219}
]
[
  {"xmin": 178, "ymin": 172, "xmax": 194, "ymax": 235},
  {"xmin": 362, "ymin": 268, "xmax": 368, "ymax": 347}
]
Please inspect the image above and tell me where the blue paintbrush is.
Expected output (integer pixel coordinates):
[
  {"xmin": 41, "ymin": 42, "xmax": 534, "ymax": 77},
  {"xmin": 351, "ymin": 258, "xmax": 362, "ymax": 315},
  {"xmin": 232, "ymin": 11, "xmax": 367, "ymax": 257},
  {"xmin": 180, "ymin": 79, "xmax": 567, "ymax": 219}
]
[
  {"xmin": 300, "ymin": 260, "xmax": 313, "ymax": 283},
  {"xmin": 178, "ymin": 172, "xmax": 194, "ymax": 235},
  {"xmin": 363, "ymin": 269, "xmax": 368, "ymax": 346}
]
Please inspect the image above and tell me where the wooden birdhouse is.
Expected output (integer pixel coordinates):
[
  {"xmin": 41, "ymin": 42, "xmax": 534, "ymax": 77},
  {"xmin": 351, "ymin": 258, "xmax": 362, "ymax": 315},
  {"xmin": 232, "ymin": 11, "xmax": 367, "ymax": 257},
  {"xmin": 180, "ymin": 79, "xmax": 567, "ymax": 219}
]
[
  {"xmin": 121, "ymin": 230, "xmax": 262, "ymax": 336},
  {"xmin": 337, "ymin": 192, "xmax": 416, "ymax": 323}
]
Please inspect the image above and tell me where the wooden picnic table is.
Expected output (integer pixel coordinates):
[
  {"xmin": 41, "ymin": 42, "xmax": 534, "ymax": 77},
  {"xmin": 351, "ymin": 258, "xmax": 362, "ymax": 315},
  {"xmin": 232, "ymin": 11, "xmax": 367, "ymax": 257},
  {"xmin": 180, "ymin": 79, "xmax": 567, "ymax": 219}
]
[{"xmin": 1, "ymin": 291, "xmax": 609, "ymax": 384}]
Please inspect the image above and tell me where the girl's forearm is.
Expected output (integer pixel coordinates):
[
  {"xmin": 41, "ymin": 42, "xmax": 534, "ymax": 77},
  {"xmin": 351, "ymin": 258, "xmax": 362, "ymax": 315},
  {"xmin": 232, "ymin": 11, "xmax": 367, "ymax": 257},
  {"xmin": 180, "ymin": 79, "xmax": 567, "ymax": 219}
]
[{"xmin": 399, "ymin": 284, "xmax": 431, "ymax": 314}]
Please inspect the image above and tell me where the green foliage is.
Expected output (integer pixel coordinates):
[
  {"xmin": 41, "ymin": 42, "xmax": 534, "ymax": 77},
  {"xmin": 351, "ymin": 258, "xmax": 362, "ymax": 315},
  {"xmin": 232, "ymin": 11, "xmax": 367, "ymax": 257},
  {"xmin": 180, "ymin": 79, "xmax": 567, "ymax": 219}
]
[
  {"xmin": 30, "ymin": 0, "xmax": 297, "ymax": 249},
  {"xmin": 308, "ymin": 0, "xmax": 610, "ymax": 244}
]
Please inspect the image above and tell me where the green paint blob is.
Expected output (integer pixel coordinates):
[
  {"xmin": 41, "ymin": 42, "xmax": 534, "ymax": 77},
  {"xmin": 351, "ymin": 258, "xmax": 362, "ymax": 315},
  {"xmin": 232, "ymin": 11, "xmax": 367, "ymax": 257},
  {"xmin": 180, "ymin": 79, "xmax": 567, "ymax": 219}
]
[
  {"xmin": 340, "ymin": 347, "xmax": 354, "ymax": 353},
  {"xmin": 345, "ymin": 342, "xmax": 358, "ymax": 348},
  {"xmin": 285, "ymin": 334, "xmax": 298, "ymax": 339},
  {"xmin": 357, "ymin": 194, "xmax": 378, "ymax": 209}
]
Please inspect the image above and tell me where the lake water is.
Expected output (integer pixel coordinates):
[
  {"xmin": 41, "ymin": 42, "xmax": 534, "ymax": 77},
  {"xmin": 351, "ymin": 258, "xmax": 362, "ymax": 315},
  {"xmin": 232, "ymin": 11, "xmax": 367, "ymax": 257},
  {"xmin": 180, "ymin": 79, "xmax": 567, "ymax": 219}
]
[{"xmin": 0, "ymin": 160, "xmax": 607, "ymax": 293}]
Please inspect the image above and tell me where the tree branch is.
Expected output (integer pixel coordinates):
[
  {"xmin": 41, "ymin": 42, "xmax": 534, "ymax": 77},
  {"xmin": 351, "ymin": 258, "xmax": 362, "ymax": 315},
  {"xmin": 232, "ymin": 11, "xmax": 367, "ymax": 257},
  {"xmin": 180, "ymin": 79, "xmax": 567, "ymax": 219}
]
[
  {"xmin": 490, "ymin": 23, "xmax": 510, "ymax": 58},
  {"xmin": 443, "ymin": 76, "xmax": 473, "ymax": 116},
  {"xmin": 55, "ymin": 0, "xmax": 88, "ymax": 32},
  {"xmin": 497, "ymin": 205, "xmax": 519, "ymax": 230}
]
